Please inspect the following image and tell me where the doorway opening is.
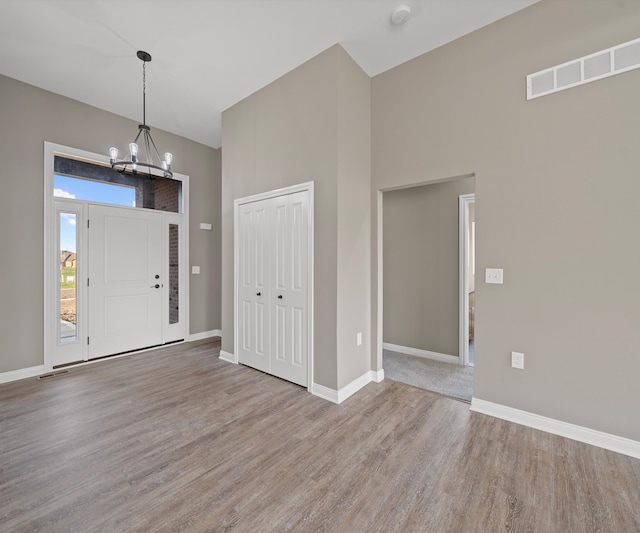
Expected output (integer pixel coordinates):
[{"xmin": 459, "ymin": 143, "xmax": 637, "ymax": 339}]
[
  {"xmin": 44, "ymin": 142, "xmax": 190, "ymax": 371},
  {"xmin": 379, "ymin": 176, "xmax": 475, "ymax": 402}
]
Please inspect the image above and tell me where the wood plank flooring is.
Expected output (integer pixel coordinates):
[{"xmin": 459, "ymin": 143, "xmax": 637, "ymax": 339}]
[{"xmin": 1, "ymin": 338, "xmax": 639, "ymax": 532}]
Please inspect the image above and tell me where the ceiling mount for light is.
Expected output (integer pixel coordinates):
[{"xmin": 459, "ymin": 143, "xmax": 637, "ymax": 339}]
[
  {"xmin": 109, "ymin": 50, "xmax": 173, "ymax": 179},
  {"xmin": 391, "ymin": 5, "xmax": 411, "ymax": 25}
]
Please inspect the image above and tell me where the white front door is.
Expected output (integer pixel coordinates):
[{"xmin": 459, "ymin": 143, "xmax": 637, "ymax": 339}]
[
  {"xmin": 88, "ymin": 205, "xmax": 163, "ymax": 359},
  {"xmin": 237, "ymin": 190, "xmax": 309, "ymax": 387}
]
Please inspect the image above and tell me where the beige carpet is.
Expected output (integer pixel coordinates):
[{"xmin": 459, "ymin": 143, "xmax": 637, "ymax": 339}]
[{"xmin": 383, "ymin": 349, "xmax": 474, "ymax": 403}]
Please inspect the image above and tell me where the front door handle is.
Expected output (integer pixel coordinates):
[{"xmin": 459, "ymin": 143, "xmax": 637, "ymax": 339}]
[
  {"xmin": 277, "ymin": 295, "xmax": 283, "ymax": 299},
  {"xmin": 257, "ymin": 292, "xmax": 262, "ymax": 296}
]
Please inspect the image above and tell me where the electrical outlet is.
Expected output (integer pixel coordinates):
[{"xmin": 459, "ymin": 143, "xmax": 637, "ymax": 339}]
[
  {"xmin": 485, "ymin": 268, "xmax": 504, "ymax": 284},
  {"xmin": 511, "ymin": 351, "xmax": 524, "ymax": 369}
]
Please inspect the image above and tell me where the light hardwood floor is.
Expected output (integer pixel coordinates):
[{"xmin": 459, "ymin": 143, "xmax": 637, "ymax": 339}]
[{"xmin": 1, "ymin": 338, "xmax": 639, "ymax": 532}]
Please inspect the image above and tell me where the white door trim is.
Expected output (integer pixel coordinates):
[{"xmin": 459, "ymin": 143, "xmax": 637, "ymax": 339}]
[
  {"xmin": 459, "ymin": 193, "xmax": 475, "ymax": 366},
  {"xmin": 233, "ymin": 181, "xmax": 315, "ymax": 391},
  {"xmin": 44, "ymin": 141, "xmax": 190, "ymax": 371}
]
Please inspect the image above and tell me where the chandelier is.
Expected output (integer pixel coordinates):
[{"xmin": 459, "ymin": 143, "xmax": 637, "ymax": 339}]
[{"xmin": 109, "ymin": 51, "xmax": 173, "ymax": 179}]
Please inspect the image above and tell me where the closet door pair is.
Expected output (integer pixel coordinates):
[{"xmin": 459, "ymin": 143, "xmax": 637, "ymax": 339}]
[{"xmin": 237, "ymin": 190, "xmax": 309, "ymax": 387}]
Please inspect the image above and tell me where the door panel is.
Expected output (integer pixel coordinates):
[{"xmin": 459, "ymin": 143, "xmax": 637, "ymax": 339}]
[
  {"xmin": 237, "ymin": 201, "xmax": 270, "ymax": 373},
  {"xmin": 88, "ymin": 205, "xmax": 163, "ymax": 359},
  {"xmin": 269, "ymin": 191, "xmax": 308, "ymax": 386}
]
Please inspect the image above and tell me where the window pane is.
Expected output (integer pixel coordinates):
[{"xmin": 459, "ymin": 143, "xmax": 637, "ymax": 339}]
[
  {"xmin": 59, "ymin": 213, "xmax": 77, "ymax": 343},
  {"xmin": 54, "ymin": 174, "xmax": 135, "ymax": 207},
  {"xmin": 169, "ymin": 224, "xmax": 179, "ymax": 325}
]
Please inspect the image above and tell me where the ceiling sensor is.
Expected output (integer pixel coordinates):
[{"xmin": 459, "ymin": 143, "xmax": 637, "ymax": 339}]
[{"xmin": 391, "ymin": 5, "xmax": 411, "ymax": 25}]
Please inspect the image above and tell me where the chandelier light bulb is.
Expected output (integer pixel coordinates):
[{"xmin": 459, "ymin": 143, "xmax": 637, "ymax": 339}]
[
  {"xmin": 109, "ymin": 147, "xmax": 119, "ymax": 163},
  {"xmin": 164, "ymin": 152, "xmax": 173, "ymax": 166},
  {"xmin": 129, "ymin": 142, "xmax": 139, "ymax": 162}
]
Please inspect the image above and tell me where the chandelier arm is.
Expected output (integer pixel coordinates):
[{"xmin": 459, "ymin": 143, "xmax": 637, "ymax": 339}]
[
  {"xmin": 143, "ymin": 131, "xmax": 152, "ymax": 166},
  {"xmin": 112, "ymin": 160, "xmax": 172, "ymax": 176},
  {"xmin": 147, "ymin": 131, "xmax": 165, "ymax": 165}
]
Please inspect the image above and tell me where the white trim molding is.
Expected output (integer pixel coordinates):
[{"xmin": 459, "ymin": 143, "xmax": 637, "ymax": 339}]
[
  {"xmin": 189, "ymin": 329, "xmax": 221, "ymax": 342},
  {"xmin": 383, "ymin": 342, "xmax": 459, "ymax": 365},
  {"xmin": 459, "ymin": 193, "xmax": 475, "ymax": 367},
  {"xmin": 219, "ymin": 350, "xmax": 236, "ymax": 364},
  {"xmin": 312, "ymin": 370, "xmax": 381, "ymax": 404},
  {"xmin": 471, "ymin": 398, "xmax": 640, "ymax": 460},
  {"xmin": 0, "ymin": 365, "xmax": 46, "ymax": 385},
  {"xmin": 311, "ymin": 382, "xmax": 339, "ymax": 404}
]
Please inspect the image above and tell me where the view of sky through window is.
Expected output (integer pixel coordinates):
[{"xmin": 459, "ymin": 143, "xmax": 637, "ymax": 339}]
[
  {"xmin": 60, "ymin": 213, "xmax": 77, "ymax": 253},
  {"xmin": 54, "ymin": 174, "xmax": 136, "ymax": 206}
]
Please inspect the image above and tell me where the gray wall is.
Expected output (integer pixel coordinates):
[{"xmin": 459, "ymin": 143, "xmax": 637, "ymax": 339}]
[
  {"xmin": 221, "ymin": 45, "xmax": 371, "ymax": 390},
  {"xmin": 0, "ymin": 73, "xmax": 221, "ymax": 374},
  {"xmin": 383, "ymin": 177, "xmax": 474, "ymax": 357},
  {"xmin": 372, "ymin": 0, "xmax": 640, "ymax": 441}
]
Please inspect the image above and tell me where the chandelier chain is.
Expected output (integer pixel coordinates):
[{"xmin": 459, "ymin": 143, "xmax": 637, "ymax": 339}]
[{"xmin": 142, "ymin": 60, "xmax": 146, "ymax": 126}]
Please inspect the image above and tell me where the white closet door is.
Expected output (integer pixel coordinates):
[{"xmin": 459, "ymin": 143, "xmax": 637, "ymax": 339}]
[
  {"xmin": 270, "ymin": 191, "xmax": 308, "ymax": 386},
  {"xmin": 236, "ymin": 189, "xmax": 310, "ymax": 387},
  {"xmin": 237, "ymin": 199, "xmax": 270, "ymax": 373}
]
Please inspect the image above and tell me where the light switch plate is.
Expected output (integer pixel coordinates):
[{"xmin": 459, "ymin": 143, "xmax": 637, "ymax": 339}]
[
  {"xmin": 199, "ymin": 223, "xmax": 212, "ymax": 230},
  {"xmin": 511, "ymin": 351, "xmax": 524, "ymax": 369},
  {"xmin": 485, "ymin": 268, "xmax": 504, "ymax": 284},
  {"xmin": 192, "ymin": 266, "xmax": 200, "ymax": 274}
]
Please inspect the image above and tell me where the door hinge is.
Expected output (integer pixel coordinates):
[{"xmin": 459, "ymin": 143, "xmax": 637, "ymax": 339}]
[
  {"xmin": 87, "ymin": 219, "xmax": 90, "ymax": 228},
  {"xmin": 87, "ymin": 336, "xmax": 90, "ymax": 345},
  {"xmin": 87, "ymin": 278, "xmax": 90, "ymax": 287}
]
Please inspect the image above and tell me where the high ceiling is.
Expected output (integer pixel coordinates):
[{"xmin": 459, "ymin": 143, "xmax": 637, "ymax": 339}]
[{"xmin": 0, "ymin": 0, "xmax": 538, "ymax": 148}]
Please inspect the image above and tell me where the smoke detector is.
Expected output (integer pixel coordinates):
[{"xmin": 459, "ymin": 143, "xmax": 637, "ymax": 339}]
[{"xmin": 391, "ymin": 5, "xmax": 411, "ymax": 25}]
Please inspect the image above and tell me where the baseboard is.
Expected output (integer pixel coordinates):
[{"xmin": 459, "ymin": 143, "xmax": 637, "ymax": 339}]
[
  {"xmin": 471, "ymin": 398, "xmax": 640, "ymax": 459},
  {"xmin": 371, "ymin": 368, "xmax": 384, "ymax": 383},
  {"xmin": 312, "ymin": 370, "xmax": 378, "ymax": 404},
  {"xmin": 311, "ymin": 382, "xmax": 339, "ymax": 403},
  {"xmin": 383, "ymin": 342, "xmax": 459, "ymax": 365},
  {"xmin": 188, "ymin": 329, "xmax": 221, "ymax": 342},
  {"xmin": 219, "ymin": 350, "xmax": 236, "ymax": 364},
  {"xmin": 0, "ymin": 365, "xmax": 45, "ymax": 384}
]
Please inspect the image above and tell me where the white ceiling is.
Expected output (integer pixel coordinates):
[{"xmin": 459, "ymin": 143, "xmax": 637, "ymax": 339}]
[{"xmin": 0, "ymin": 0, "xmax": 538, "ymax": 148}]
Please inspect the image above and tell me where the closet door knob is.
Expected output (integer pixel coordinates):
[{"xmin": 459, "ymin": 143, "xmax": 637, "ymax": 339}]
[
  {"xmin": 256, "ymin": 292, "xmax": 261, "ymax": 296},
  {"xmin": 277, "ymin": 295, "xmax": 283, "ymax": 299}
]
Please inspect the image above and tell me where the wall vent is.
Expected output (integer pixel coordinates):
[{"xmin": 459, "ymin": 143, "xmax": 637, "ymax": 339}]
[{"xmin": 527, "ymin": 37, "xmax": 640, "ymax": 100}]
